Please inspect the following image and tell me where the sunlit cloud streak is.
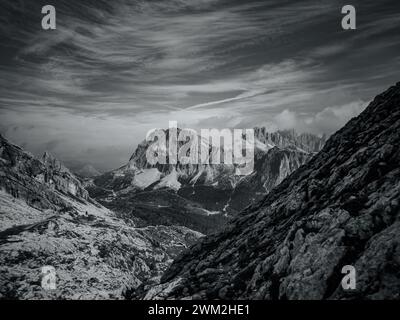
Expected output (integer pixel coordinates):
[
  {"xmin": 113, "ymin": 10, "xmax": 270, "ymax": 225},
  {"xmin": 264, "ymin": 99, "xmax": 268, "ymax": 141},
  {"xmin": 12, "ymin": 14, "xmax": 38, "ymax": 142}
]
[{"xmin": 0, "ymin": 0, "xmax": 399, "ymax": 170}]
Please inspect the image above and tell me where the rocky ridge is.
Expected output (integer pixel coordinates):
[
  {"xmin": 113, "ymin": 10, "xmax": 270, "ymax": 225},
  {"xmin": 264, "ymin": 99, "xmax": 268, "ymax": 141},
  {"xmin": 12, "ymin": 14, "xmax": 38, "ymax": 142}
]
[
  {"xmin": 89, "ymin": 130, "xmax": 325, "ymax": 234},
  {"xmin": 0, "ymin": 135, "xmax": 202, "ymax": 299},
  {"xmin": 148, "ymin": 83, "xmax": 400, "ymax": 300}
]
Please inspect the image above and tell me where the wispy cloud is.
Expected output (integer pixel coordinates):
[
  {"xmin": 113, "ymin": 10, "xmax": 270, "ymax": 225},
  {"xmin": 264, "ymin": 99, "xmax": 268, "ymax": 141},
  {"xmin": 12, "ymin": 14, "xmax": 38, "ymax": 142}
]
[{"xmin": 0, "ymin": 0, "xmax": 399, "ymax": 169}]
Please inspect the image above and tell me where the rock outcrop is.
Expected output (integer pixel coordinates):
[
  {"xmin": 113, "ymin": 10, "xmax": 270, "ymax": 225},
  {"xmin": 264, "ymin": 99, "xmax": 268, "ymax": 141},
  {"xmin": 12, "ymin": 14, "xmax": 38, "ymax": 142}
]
[
  {"xmin": 89, "ymin": 129, "xmax": 325, "ymax": 234},
  {"xmin": 0, "ymin": 136, "xmax": 202, "ymax": 299},
  {"xmin": 0, "ymin": 138, "xmax": 88, "ymax": 209},
  {"xmin": 149, "ymin": 82, "xmax": 400, "ymax": 300},
  {"xmin": 93, "ymin": 129, "xmax": 325, "ymax": 199},
  {"xmin": 75, "ymin": 164, "xmax": 101, "ymax": 178}
]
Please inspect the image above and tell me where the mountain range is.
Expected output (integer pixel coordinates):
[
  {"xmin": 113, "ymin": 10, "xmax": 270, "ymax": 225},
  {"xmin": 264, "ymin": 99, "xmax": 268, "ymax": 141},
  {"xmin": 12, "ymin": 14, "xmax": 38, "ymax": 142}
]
[
  {"xmin": 0, "ymin": 126, "xmax": 324, "ymax": 298},
  {"xmin": 89, "ymin": 129, "xmax": 325, "ymax": 234},
  {"xmin": 139, "ymin": 82, "xmax": 400, "ymax": 300},
  {"xmin": 1, "ymin": 83, "xmax": 399, "ymax": 300}
]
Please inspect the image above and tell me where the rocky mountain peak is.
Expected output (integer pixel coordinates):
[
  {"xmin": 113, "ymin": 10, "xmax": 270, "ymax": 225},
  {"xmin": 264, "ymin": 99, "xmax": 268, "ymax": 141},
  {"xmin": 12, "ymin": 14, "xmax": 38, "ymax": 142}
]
[
  {"xmin": 147, "ymin": 82, "xmax": 400, "ymax": 300},
  {"xmin": 128, "ymin": 127, "xmax": 325, "ymax": 171},
  {"xmin": 42, "ymin": 151, "xmax": 71, "ymax": 174},
  {"xmin": 75, "ymin": 164, "xmax": 101, "ymax": 178},
  {"xmin": 0, "ymin": 137, "xmax": 89, "ymax": 208},
  {"xmin": 91, "ymin": 127, "xmax": 325, "ymax": 221},
  {"xmin": 254, "ymin": 128, "xmax": 326, "ymax": 153}
]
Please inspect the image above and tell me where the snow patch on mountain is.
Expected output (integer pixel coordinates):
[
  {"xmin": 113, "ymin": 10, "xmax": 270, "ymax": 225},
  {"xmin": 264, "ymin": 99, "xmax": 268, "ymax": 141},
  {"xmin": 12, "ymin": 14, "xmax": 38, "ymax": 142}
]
[
  {"xmin": 254, "ymin": 138, "xmax": 274, "ymax": 152},
  {"xmin": 155, "ymin": 168, "xmax": 181, "ymax": 191},
  {"xmin": 133, "ymin": 168, "xmax": 162, "ymax": 189}
]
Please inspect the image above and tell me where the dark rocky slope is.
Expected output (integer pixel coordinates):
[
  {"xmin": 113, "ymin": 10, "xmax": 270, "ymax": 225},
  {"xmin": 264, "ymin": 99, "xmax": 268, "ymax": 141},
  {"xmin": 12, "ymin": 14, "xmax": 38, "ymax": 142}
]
[{"xmin": 149, "ymin": 83, "xmax": 400, "ymax": 300}]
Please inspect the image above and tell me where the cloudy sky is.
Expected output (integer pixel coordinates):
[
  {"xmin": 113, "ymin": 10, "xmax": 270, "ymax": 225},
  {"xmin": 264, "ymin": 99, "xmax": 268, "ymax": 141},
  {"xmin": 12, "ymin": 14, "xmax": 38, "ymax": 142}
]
[{"xmin": 0, "ymin": 0, "xmax": 399, "ymax": 171}]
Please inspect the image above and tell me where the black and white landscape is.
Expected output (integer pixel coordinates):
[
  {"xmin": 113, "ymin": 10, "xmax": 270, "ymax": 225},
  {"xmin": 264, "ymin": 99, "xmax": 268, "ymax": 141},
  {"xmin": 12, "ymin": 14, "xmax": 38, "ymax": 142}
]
[{"xmin": 0, "ymin": 0, "xmax": 399, "ymax": 300}]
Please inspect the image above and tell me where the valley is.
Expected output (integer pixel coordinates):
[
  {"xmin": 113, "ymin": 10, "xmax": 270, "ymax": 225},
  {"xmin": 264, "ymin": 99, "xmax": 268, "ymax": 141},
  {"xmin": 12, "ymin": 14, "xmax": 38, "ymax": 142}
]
[
  {"xmin": 1, "ymin": 83, "xmax": 399, "ymax": 300},
  {"xmin": 0, "ymin": 127, "xmax": 324, "ymax": 298},
  {"xmin": 89, "ymin": 129, "xmax": 325, "ymax": 233}
]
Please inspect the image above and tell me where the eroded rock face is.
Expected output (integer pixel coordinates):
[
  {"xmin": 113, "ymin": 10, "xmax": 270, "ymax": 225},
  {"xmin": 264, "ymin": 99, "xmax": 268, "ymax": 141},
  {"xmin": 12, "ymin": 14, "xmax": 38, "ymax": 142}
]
[
  {"xmin": 0, "ymin": 137, "xmax": 202, "ymax": 299},
  {"xmin": 150, "ymin": 82, "xmax": 400, "ymax": 300},
  {"xmin": 253, "ymin": 128, "xmax": 326, "ymax": 153},
  {"xmin": 89, "ymin": 129, "xmax": 325, "ymax": 235},
  {"xmin": 94, "ymin": 130, "xmax": 324, "ymax": 203},
  {"xmin": 0, "ymin": 138, "xmax": 88, "ymax": 209}
]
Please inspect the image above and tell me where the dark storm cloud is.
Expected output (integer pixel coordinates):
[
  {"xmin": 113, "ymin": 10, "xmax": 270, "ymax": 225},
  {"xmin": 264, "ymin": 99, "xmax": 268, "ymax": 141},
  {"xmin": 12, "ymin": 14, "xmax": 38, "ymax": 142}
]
[{"xmin": 0, "ymin": 0, "xmax": 399, "ymax": 169}]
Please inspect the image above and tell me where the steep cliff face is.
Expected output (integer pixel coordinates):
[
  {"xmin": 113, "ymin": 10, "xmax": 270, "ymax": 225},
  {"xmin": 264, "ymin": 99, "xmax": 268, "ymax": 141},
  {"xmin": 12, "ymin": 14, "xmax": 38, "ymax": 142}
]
[
  {"xmin": 0, "ymin": 136, "xmax": 202, "ymax": 299},
  {"xmin": 227, "ymin": 147, "xmax": 311, "ymax": 213},
  {"xmin": 150, "ymin": 83, "xmax": 400, "ymax": 300},
  {"xmin": 254, "ymin": 128, "xmax": 326, "ymax": 153},
  {"xmin": 0, "ymin": 138, "xmax": 88, "ymax": 209},
  {"xmin": 94, "ymin": 129, "xmax": 324, "ymax": 196},
  {"xmin": 90, "ymin": 129, "xmax": 325, "ymax": 233}
]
